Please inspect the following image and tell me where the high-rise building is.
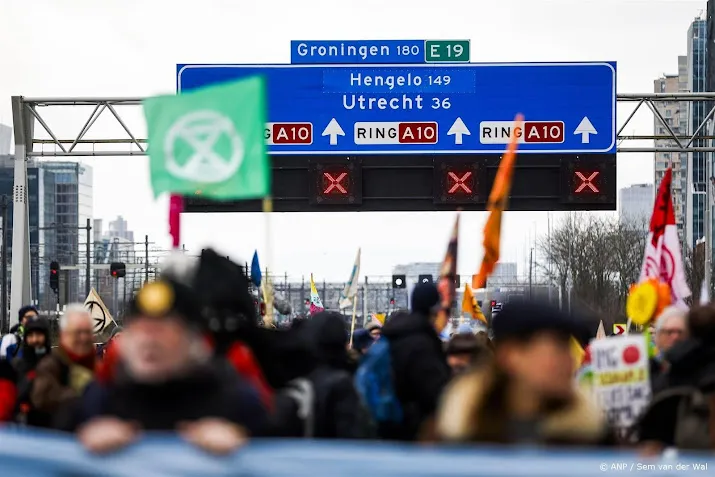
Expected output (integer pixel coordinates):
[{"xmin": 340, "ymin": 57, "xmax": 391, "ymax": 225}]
[
  {"xmin": 92, "ymin": 216, "xmax": 139, "ymax": 318},
  {"xmin": 0, "ymin": 124, "xmax": 10, "ymax": 155},
  {"xmin": 107, "ymin": 216, "xmax": 134, "ymax": 243},
  {"xmin": 488, "ymin": 262, "xmax": 518, "ymax": 286},
  {"xmin": 653, "ymin": 57, "xmax": 687, "ymax": 240},
  {"xmin": 685, "ymin": 17, "xmax": 708, "ymax": 249},
  {"xmin": 93, "ymin": 216, "xmax": 137, "ymax": 263},
  {"xmin": 619, "ymin": 184, "xmax": 654, "ymax": 228},
  {"xmin": 0, "ymin": 158, "xmax": 93, "ymax": 311},
  {"xmin": 38, "ymin": 162, "xmax": 93, "ymax": 308}
]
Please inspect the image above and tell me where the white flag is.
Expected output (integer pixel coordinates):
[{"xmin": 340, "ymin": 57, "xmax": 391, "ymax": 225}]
[
  {"xmin": 700, "ymin": 279, "xmax": 710, "ymax": 305},
  {"xmin": 638, "ymin": 168, "xmax": 691, "ymax": 305},
  {"xmin": 339, "ymin": 248, "xmax": 361, "ymax": 309},
  {"xmin": 595, "ymin": 320, "xmax": 606, "ymax": 340},
  {"xmin": 83, "ymin": 288, "xmax": 115, "ymax": 334}
]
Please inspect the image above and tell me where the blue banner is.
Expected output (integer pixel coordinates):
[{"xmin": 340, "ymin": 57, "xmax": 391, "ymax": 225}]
[{"xmin": 0, "ymin": 428, "xmax": 712, "ymax": 476}]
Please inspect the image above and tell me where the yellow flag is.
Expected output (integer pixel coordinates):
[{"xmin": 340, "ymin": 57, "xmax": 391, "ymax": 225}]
[
  {"xmin": 570, "ymin": 336, "xmax": 585, "ymax": 370},
  {"xmin": 461, "ymin": 283, "xmax": 487, "ymax": 323}
]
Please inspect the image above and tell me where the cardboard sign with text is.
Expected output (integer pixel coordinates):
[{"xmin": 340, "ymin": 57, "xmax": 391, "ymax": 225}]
[{"xmin": 590, "ymin": 335, "xmax": 651, "ymax": 430}]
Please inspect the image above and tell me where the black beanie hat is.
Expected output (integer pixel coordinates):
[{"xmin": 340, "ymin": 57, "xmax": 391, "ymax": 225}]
[
  {"xmin": 24, "ymin": 315, "xmax": 49, "ymax": 334},
  {"xmin": 128, "ymin": 278, "xmax": 203, "ymax": 329},
  {"xmin": 411, "ymin": 282, "xmax": 441, "ymax": 315},
  {"xmin": 190, "ymin": 248, "xmax": 258, "ymax": 331}
]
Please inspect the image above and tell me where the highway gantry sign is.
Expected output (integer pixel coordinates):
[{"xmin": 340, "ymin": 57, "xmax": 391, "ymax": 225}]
[{"xmin": 177, "ymin": 62, "xmax": 616, "ymax": 155}]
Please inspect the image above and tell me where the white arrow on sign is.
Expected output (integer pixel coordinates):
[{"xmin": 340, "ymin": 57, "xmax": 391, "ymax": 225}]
[
  {"xmin": 447, "ymin": 117, "xmax": 470, "ymax": 145},
  {"xmin": 574, "ymin": 116, "xmax": 597, "ymax": 144},
  {"xmin": 322, "ymin": 118, "xmax": 345, "ymax": 146}
]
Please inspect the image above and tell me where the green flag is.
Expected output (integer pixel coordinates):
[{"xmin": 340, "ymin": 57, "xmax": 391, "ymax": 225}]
[{"xmin": 143, "ymin": 76, "xmax": 270, "ymax": 200}]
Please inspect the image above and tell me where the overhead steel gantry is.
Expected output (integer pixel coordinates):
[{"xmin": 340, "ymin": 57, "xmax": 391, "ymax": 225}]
[{"xmin": 8, "ymin": 92, "xmax": 715, "ymax": 322}]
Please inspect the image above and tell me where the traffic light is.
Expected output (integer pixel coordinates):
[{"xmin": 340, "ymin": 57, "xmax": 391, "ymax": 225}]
[
  {"xmin": 454, "ymin": 275, "xmax": 461, "ymax": 288},
  {"xmin": 49, "ymin": 261, "xmax": 59, "ymax": 293},
  {"xmin": 389, "ymin": 297, "xmax": 396, "ymax": 306},
  {"xmin": 392, "ymin": 274, "xmax": 406, "ymax": 289},
  {"xmin": 490, "ymin": 300, "xmax": 497, "ymax": 308},
  {"xmin": 418, "ymin": 274, "xmax": 433, "ymax": 284},
  {"xmin": 110, "ymin": 262, "xmax": 126, "ymax": 278}
]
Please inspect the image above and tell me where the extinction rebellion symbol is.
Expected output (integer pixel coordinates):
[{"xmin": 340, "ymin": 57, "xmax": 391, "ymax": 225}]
[{"xmin": 86, "ymin": 300, "xmax": 107, "ymax": 334}]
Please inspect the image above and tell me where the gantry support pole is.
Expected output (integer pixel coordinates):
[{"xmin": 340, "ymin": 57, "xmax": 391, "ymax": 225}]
[{"xmin": 10, "ymin": 96, "xmax": 34, "ymax": 325}]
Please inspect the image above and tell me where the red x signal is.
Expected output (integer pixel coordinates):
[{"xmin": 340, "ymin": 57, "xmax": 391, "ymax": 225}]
[
  {"xmin": 575, "ymin": 171, "xmax": 599, "ymax": 193},
  {"xmin": 323, "ymin": 172, "xmax": 348, "ymax": 194},
  {"xmin": 447, "ymin": 171, "xmax": 472, "ymax": 194}
]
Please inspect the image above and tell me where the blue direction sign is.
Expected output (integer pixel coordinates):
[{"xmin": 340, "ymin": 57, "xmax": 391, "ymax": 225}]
[
  {"xmin": 291, "ymin": 40, "xmax": 425, "ymax": 64},
  {"xmin": 176, "ymin": 63, "xmax": 617, "ymax": 155}
]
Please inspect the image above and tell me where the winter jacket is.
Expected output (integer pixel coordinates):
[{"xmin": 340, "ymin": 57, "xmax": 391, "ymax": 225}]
[
  {"xmin": 31, "ymin": 347, "xmax": 95, "ymax": 426},
  {"xmin": 0, "ymin": 360, "xmax": 17, "ymax": 422},
  {"xmin": 300, "ymin": 312, "xmax": 374, "ymax": 439},
  {"xmin": 379, "ymin": 310, "xmax": 452, "ymax": 441},
  {"xmin": 436, "ymin": 367, "xmax": 615, "ymax": 446},
  {"xmin": 637, "ymin": 339, "xmax": 715, "ymax": 449},
  {"xmin": 73, "ymin": 362, "xmax": 269, "ymax": 435}
]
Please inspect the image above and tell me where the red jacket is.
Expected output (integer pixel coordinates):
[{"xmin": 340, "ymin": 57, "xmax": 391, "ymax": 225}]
[{"xmin": 0, "ymin": 361, "xmax": 17, "ymax": 422}]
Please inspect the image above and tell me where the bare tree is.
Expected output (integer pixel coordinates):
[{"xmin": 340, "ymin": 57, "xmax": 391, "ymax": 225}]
[
  {"xmin": 610, "ymin": 219, "xmax": 648, "ymax": 305},
  {"xmin": 537, "ymin": 214, "xmax": 646, "ymax": 323},
  {"xmin": 537, "ymin": 213, "xmax": 578, "ymax": 310},
  {"xmin": 684, "ymin": 242, "xmax": 706, "ymax": 305}
]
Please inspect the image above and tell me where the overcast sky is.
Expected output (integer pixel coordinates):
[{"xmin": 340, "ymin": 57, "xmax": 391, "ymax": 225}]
[{"xmin": 0, "ymin": 0, "xmax": 704, "ymax": 281}]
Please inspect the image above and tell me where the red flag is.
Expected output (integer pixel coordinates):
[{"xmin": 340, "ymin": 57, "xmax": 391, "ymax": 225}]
[
  {"xmin": 638, "ymin": 168, "xmax": 690, "ymax": 304},
  {"xmin": 169, "ymin": 194, "xmax": 183, "ymax": 248}
]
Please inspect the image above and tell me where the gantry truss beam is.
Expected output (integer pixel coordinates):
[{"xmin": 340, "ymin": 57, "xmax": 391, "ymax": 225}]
[{"xmin": 12, "ymin": 92, "xmax": 715, "ymax": 156}]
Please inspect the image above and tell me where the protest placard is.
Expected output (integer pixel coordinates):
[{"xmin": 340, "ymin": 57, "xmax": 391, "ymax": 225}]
[{"xmin": 590, "ymin": 335, "xmax": 651, "ymax": 430}]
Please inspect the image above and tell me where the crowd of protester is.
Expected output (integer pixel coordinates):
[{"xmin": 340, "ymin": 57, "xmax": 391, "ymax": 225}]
[{"xmin": 0, "ymin": 248, "xmax": 714, "ymax": 455}]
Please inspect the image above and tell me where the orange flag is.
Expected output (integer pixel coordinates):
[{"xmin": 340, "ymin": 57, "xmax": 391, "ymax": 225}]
[
  {"xmin": 472, "ymin": 113, "xmax": 523, "ymax": 290},
  {"xmin": 436, "ymin": 213, "xmax": 460, "ymax": 333}
]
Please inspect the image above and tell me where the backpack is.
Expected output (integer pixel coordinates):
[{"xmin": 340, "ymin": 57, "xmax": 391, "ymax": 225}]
[
  {"xmin": 354, "ymin": 337, "xmax": 403, "ymax": 424},
  {"xmin": 281, "ymin": 377, "xmax": 316, "ymax": 437},
  {"xmin": 311, "ymin": 367, "xmax": 377, "ymax": 439},
  {"xmin": 671, "ymin": 386, "xmax": 715, "ymax": 450},
  {"xmin": 640, "ymin": 385, "xmax": 715, "ymax": 450}
]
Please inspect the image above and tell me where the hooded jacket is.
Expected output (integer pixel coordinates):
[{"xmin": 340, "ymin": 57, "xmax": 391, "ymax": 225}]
[
  {"xmin": 379, "ymin": 310, "xmax": 451, "ymax": 441},
  {"xmin": 436, "ymin": 367, "xmax": 612, "ymax": 446},
  {"xmin": 272, "ymin": 312, "xmax": 374, "ymax": 439},
  {"xmin": 637, "ymin": 339, "xmax": 715, "ymax": 448}
]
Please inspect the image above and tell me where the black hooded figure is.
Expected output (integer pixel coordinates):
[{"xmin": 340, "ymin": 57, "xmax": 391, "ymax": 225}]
[
  {"xmin": 13, "ymin": 316, "xmax": 52, "ymax": 427},
  {"xmin": 379, "ymin": 282, "xmax": 452, "ymax": 441},
  {"xmin": 13, "ymin": 316, "xmax": 51, "ymax": 375},
  {"xmin": 188, "ymin": 249, "xmax": 315, "ymax": 390},
  {"xmin": 279, "ymin": 311, "xmax": 375, "ymax": 439}
]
